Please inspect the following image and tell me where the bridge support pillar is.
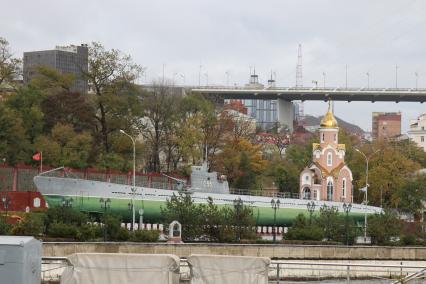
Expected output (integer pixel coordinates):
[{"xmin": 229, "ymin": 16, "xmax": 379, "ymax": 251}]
[{"xmin": 277, "ymin": 99, "xmax": 294, "ymax": 132}]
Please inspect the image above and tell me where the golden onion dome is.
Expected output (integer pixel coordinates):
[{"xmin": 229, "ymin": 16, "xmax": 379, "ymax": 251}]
[{"xmin": 320, "ymin": 101, "xmax": 338, "ymax": 128}]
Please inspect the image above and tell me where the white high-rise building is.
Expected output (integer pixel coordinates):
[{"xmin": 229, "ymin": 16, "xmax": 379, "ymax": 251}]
[{"xmin": 408, "ymin": 114, "xmax": 426, "ymax": 151}]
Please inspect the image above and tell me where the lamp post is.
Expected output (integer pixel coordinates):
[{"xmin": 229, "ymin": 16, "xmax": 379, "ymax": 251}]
[
  {"xmin": 62, "ymin": 197, "xmax": 73, "ymax": 208},
  {"xmin": 100, "ymin": 198, "xmax": 111, "ymax": 241},
  {"xmin": 100, "ymin": 198, "xmax": 111, "ymax": 213},
  {"xmin": 233, "ymin": 197, "xmax": 243, "ymax": 242},
  {"xmin": 306, "ymin": 201, "xmax": 316, "ymax": 225},
  {"xmin": 139, "ymin": 209, "xmax": 144, "ymax": 230},
  {"xmin": 355, "ymin": 148, "xmax": 380, "ymax": 243},
  {"xmin": 342, "ymin": 202, "xmax": 352, "ymax": 245},
  {"xmin": 271, "ymin": 199, "xmax": 280, "ymax": 243},
  {"xmin": 1, "ymin": 195, "xmax": 11, "ymax": 217},
  {"xmin": 120, "ymin": 129, "xmax": 136, "ymax": 231}
]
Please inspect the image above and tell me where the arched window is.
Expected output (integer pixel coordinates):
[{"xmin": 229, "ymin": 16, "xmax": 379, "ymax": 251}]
[
  {"xmin": 327, "ymin": 180, "xmax": 333, "ymax": 201},
  {"xmin": 321, "ymin": 133, "xmax": 325, "ymax": 142},
  {"xmin": 334, "ymin": 134, "xmax": 337, "ymax": 142},
  {"xmin": 302, "ymin": 187, "xmax": 311, "ymax": 199},
  {"xmin": 342, "ymin": 178, "xmax": 346, "ymax": 197},
  {"xmin": 327, "ymin": 152, "xmax": 332, "ymax": 166}
]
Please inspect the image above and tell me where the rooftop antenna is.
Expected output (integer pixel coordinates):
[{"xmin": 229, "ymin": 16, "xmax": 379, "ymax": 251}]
[
  {"xmin": 296, "ymin": 44, "xmax": 304, "ymax": 123},
  {"xmin": 296, "ymin": 44, "xmax": 303, "ymax": 88}
]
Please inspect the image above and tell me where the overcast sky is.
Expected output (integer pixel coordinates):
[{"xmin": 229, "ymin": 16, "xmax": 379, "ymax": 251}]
[{"xmin": 3, "ymin": 0, "xmax": 426, "ymax": 132}]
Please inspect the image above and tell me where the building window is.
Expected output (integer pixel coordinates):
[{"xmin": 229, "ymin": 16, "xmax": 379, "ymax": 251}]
[
  {"xmin": 303, "ymin": 187, "xmax": 311, "ymax": 200},
  {"xmin": 313, "ymin": 190, "xmax": 318, "ymax": 200},
  {"xmin": 422, "ymin": 126, "xmax": 424, "ymax": 130},
  {"xmin": 334, "ymin": 134, "xmax": 337, "ymax": 142},
  {"xmin": 327, "ymin": 180, "xmax": 333, "ymax": 201},
  {"xmin": 327, "ymin": 152, "xmax": 332, "ymax": 166},
  {"xmin": 422, "ymin": 136, "xmax": 424, "ymax": 142},
  {"xmin": 342, "ymin": 178, "xmax": 346, "ymax": 197}
]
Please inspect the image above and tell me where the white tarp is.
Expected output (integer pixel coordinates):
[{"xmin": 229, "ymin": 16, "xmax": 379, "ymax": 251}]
[
  {"xmin": 60, "ymin": 253, "xmax": 180, "ymax": 284},
  {"xmin": 187, "ymin": 254, "xmax": 271, "ymax": 284}
]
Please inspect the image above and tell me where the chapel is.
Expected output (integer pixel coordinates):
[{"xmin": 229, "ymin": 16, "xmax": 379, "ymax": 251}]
[{"xmin": 299, "ymin": 102, "xmax": 353, "ymax": 202}]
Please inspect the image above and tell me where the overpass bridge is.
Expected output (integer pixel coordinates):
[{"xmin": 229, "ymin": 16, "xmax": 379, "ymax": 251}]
[
  {"xmin": 191, "ymin": 86, "xmax": 426, "ymax": 102},
  {"xmin": 191, "ymin": 86, "xmax": 426, "ymax": 131}
]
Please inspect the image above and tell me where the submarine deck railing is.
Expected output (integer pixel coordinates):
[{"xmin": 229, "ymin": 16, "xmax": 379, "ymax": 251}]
[{"xmin": 41, "ymin": 256, "xmax": 426, "ymax": 283}]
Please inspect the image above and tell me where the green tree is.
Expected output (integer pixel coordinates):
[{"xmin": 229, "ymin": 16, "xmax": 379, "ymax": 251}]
[
  {"xmin": 316, "ymin": 205, "xmax": 343, "ymax": 241},
  {"xmin": 285, "ymin": 214, "xmax": 324, "ymax": 241},
  {"xmin": 0, "ymin": 37, "xmax": 21, "ymax": 86},
  {"xmin": 396, "ymin": 175, "xmax": 426, "ymax": 217},
  {"xmin": 82, "ymin": 42, "xmax": 143, "ymax": 156},
  {"xmin": 0, "ymin": 103, "xmax": 29, "ymax": 164},
  {"xmin": 35, "ymin": 123, "xmax": 93, "ymax": 168},
  {"xmin": 367, "ymin": 210, "xmax": 401, "ymax": 245},
  {"xmin": 233, "ymin": 151, "xmax": 257, "ymax": 191},
  {"xmin": 161, "ymin": 193, "xmax": 204, "ymax": 241}
]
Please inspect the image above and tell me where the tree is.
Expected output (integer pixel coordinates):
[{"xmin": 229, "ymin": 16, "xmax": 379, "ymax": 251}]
[
  {"xmin": 270, "ymin": 160, "xmax": 299, "ymax": 193},
  {"xmin": 139, "ymin": 82, "xmax": 181, "ymax": 172},
  {"xmin": 396, "ymin": 175, "xmax": 426, "ymax": 217},
  {"xmin": 82, "ymin": 42, "xmax": 143, "ymax": 155},
  {"xmin": 215, "ymin": 138, "xmax": 267, "ymax": 189},
  {"xmin": 0, "ymin": 37, "xmax": 21, "ymax": 86},
  {"xmin": 353, "ymin": 142, "xmax": 421, "ymax": 207},
  {"xmin": 285, "ymin": 214, "xmax": 324, "ymax": 241},
  {"xmin": 35, "ymin": 123, "xmax": 93, "ymax": 168},
  {"xmin": 161, "ymin": 193, "xmax": 204, "ymax": 241},
  {"xmin": 367, "ymin": 210, "xmax": 401, "ymax": 245},
  {"xmin": 316, "ymin": 205, "xmax": 343, "ymax": 241},
  {"xmin": 268, "ymin": 122, "xmax": 291, "ymax": 159},
  {"xmin": 0, "ymin": 103, "xmax": 29, "ymax": 165},
  {"xmin": 41, "ymin": 91, "xmax": 95, "ymax": 133},
  {"xmin": 5, "ymin": 87, "xmax": 45, "ymax": 145}
]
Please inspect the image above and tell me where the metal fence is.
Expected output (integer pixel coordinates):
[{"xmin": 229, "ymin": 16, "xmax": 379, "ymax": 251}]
[{"xmin": 41, "ymin": 257, "xmax": 426, "ymax": 283}]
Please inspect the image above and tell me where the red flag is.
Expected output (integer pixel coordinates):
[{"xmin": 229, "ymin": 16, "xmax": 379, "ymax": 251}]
[{"xmin": 32, "ymin": 152, "xmax": 41, "ymax": 161}]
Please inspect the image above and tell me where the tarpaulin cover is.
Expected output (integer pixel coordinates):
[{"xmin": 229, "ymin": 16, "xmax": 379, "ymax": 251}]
[
  {"xmin": 187, "ymin": 254, "xmax": 270, "ymax": 284},
  {"xmin": 60, "ymin": 253, "xmax": 180, "ymax": 284}
]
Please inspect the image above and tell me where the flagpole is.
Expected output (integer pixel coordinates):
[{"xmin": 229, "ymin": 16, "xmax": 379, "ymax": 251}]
[{"xmin": 40, "ymin": 151, "xmax": 43, "ymax": 173}]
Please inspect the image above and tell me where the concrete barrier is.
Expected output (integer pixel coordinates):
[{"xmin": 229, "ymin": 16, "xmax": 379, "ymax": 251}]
[{"xmin": 42, "ymin": 243, "xmax": 426, "ymax": 260}]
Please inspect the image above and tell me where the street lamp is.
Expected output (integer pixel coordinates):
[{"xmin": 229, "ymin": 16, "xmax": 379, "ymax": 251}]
[
  {"xmin": 100, "ymin": 198, "xmax": 111, "ymax": 213},
  {"xmin": 342, "ymin": 202, "xmax": 352, "ymax": 245},
  {"xmin": 306, "ymin": 201, "xmax": 316, "ymax": 224},
  {"xmin": 271, "ymin": 198, "xmax": 281, "ymax": 243},
  {"xmin": 62, "ymin": 197, "xmax": 73, "ymax": 208},
  {"xmin": 100, "ymin": 198, "xmax": 111, "ymax": 241},
  {"xmin": 354, "ymin": 148, "xmax": 381, "ymax": 243},
  {"xmin": 139, "ymin": 208, "xmax": 144, "ymax": 230},
  {"xmin": 1, "ymin": 195, "xmax": 11, "ymax": 217},
  {"xmin": 120, "ymin": 129, "xmax": 136, "ymax": 231},
  {"xmin": 233, "ymin": 197, "xmax": 243, "ymax": 242}
]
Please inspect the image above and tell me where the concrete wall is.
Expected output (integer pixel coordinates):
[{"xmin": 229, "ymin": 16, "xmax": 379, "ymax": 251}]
[{"xmin": 42, "ymin": 243, "xmax": 426, "ymax": 260}]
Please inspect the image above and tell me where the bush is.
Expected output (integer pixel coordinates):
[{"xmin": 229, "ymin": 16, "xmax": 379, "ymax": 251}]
[
  {"xmin": 12, "ymin": 213, "xmax": 44, "ymax": 236},
  {"xmin": 286, "ymin": 226, "xmax": 324, "ymax": 241},
  {"xmin": 0, "ymin": 218, "xmax": 11, "ymax": 235},
  {"xmin": 131, "ymin": 230, "xmax": 159, "ymax": 242},
  {"xmin": 400, "ymin": 234, "xmax": 416, "ymax": 246},
  {"xmin": 44, "ymin": 207, "xmax": 88, "ymax": 228},
  {"xmin": 47, "ymin": 222, "xmax": 80, "ymax": 239},
  {"xmin": 103, "ymin": 213, "xmax": 129, "ymax": 241},
  {"xmin": 76, "ymin": 223, "xmax": 101, "ymax": 241}
]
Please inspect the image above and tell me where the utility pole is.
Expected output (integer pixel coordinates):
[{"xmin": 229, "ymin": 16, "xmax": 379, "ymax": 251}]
[
  {"xmin": 415, "ymin": 72, "xmax": 419, "ymax": 90},
  {"xmin": 198, "ymin": 65, "xmax": 203, "ymax": 86},
  {"xmin": 366, "ymin": 72, "xmax": 370, "ymax": 88},
  {"xmin": 395, "ymin": 64, "xmax": 399, "ymax": 88},
  {"xmin": 345, "ymin": 64, "xmax": 348, "ymax": 89},
  {"xmin": 322, "ymin": 72, "xmax": 326, "ymax": 88}
]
